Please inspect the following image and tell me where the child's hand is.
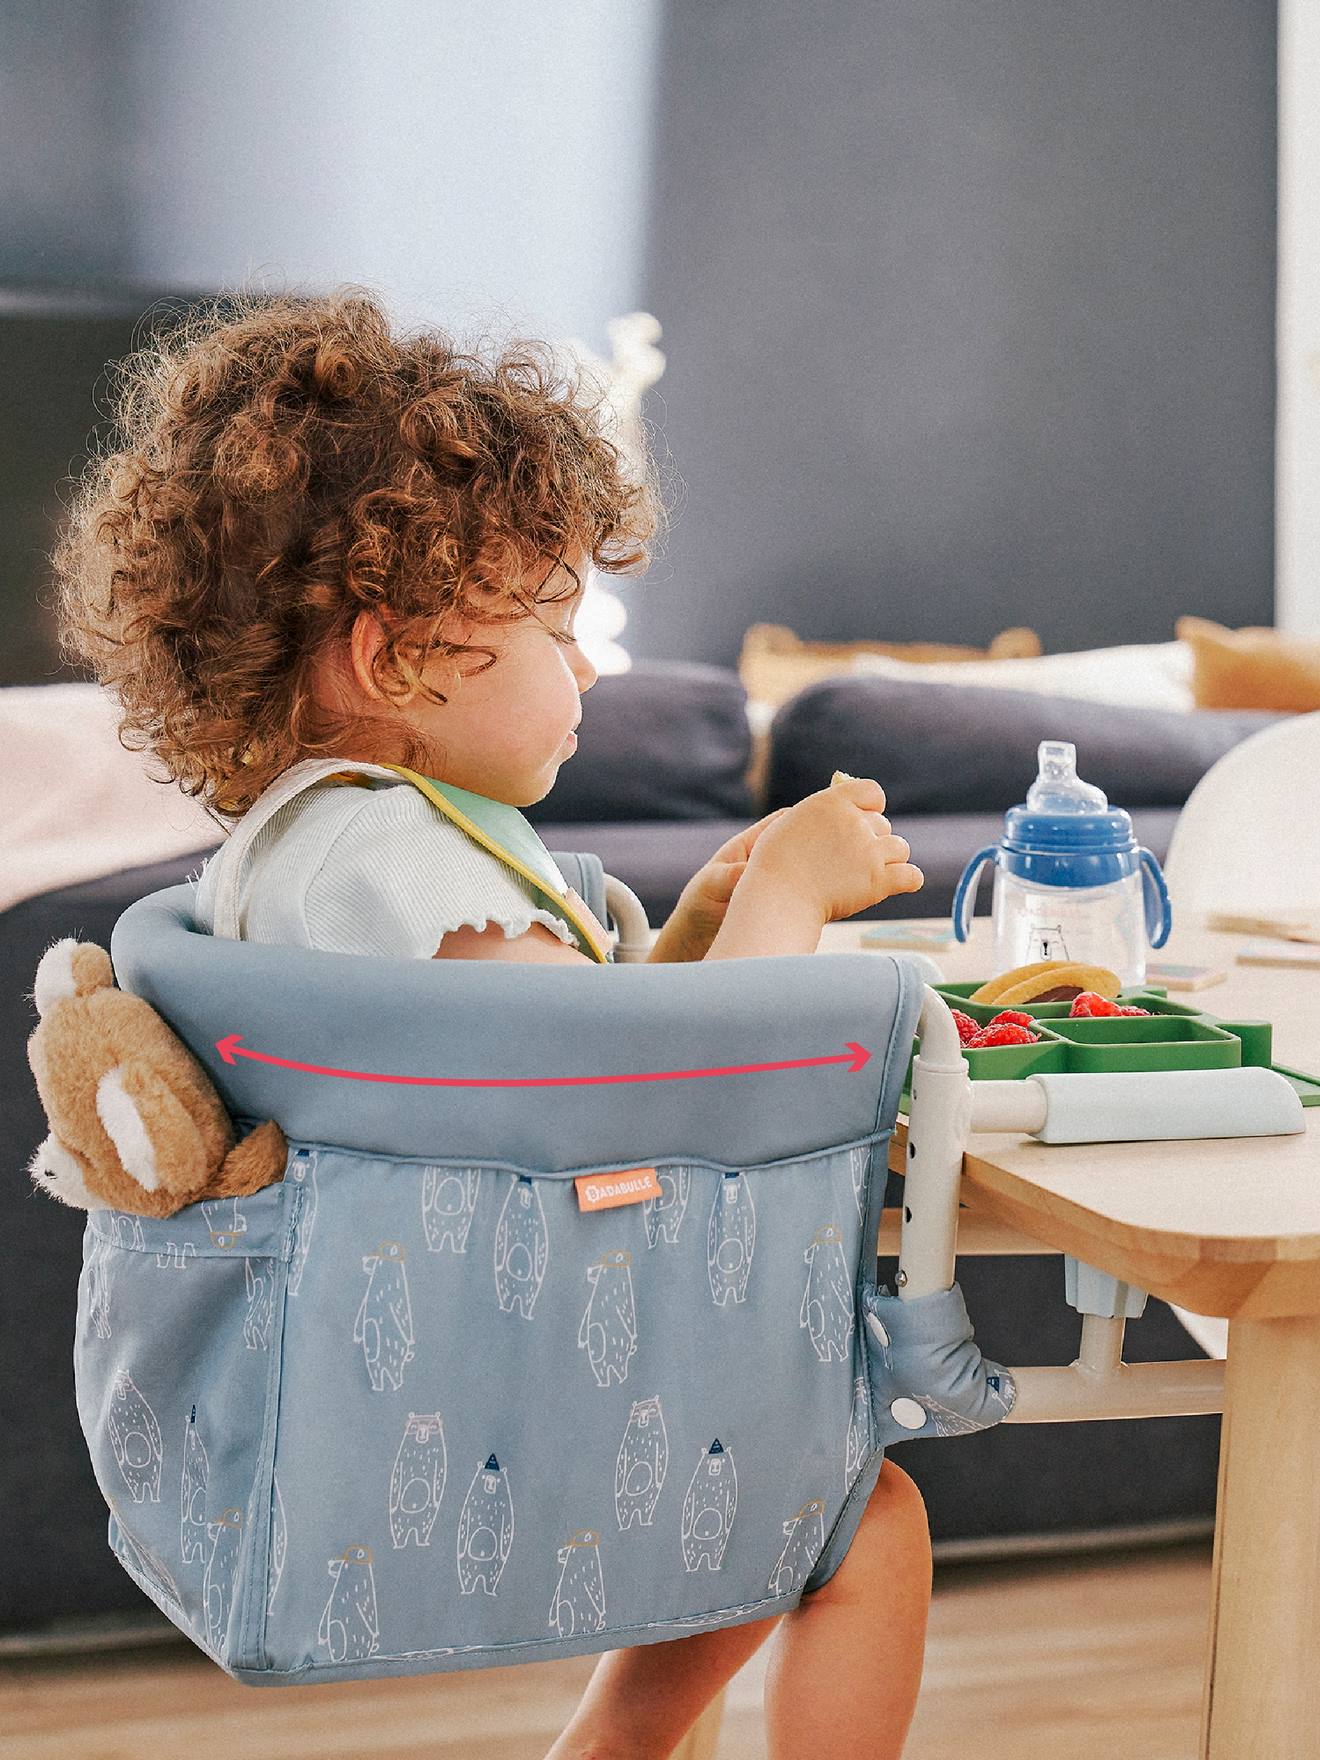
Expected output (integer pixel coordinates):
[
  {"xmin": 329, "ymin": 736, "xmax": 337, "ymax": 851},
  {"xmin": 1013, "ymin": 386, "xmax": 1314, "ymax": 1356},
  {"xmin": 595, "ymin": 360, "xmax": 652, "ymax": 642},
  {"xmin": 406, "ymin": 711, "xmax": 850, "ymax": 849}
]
[
  {"xmin": 649, "ymin": 807, "xmax": 795, "ymax": 961},
  {"xmin": 743, "ymin": 775, "xmax": 923, "ymax": 923}
]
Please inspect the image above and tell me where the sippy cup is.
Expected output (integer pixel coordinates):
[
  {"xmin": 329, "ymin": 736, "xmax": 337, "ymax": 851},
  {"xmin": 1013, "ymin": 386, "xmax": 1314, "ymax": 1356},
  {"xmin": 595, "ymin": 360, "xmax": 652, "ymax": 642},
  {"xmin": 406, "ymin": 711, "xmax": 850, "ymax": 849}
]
[{"xmin": 952, "ymin": 741, "xmax": 1172, "ymax": 987}]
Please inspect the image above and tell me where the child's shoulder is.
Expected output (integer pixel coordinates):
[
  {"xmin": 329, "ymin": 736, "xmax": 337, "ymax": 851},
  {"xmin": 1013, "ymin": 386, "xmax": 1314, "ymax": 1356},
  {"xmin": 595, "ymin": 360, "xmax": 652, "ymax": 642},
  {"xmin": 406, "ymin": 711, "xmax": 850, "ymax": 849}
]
[
  {"xmin": 301, "ymin": 772, "xmax": 556, "ymax": 887},
  {"xmin": 304, "ymin": 771, "xmax": 477, "ymax": 842}
]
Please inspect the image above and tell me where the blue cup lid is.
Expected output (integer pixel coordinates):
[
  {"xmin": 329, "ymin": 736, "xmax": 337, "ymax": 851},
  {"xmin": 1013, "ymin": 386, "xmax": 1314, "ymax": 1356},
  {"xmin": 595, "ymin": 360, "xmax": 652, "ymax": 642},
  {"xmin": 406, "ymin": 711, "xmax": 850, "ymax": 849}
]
[
  {"xmin": 1002, "ymin": 802, "xmax": 1138, "ymax": 857},
  {"xmin": 997, "ymin": 741, "xmax": 1140, "ymax": 884}
]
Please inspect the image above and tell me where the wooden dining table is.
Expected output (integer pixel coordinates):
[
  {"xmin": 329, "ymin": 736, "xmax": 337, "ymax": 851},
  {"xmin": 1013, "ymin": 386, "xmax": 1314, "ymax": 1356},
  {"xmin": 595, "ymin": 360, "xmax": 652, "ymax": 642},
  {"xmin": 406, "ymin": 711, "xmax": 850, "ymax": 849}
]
[{"xmin": 814, "ymin": 914, "xmax": 1320, "ymax": 1760}]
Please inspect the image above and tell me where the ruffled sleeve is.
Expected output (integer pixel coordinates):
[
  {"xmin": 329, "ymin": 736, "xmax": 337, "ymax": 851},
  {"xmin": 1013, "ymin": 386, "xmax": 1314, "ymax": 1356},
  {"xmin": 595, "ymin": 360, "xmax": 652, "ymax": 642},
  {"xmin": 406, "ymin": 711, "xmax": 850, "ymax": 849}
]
[{"xmin": 296, "ymin": 783, "xmax": 581, "ymax": 958}]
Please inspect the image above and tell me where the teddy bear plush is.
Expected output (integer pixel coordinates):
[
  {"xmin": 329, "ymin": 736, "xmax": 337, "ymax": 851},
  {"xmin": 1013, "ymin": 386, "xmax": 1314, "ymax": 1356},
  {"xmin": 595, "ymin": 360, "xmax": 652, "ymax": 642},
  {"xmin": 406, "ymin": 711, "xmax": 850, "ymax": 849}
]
[{"xmin": 26, "ymin": 936, "xmax": 288, "ymax": 1217}]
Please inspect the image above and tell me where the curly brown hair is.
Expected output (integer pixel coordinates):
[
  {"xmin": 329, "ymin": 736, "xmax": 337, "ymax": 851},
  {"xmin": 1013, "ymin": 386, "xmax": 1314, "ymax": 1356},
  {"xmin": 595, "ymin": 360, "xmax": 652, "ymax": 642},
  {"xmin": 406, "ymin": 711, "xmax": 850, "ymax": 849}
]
[{"xmin": 49, "ymin": 282, "xmax": 667, "ymax": 824}]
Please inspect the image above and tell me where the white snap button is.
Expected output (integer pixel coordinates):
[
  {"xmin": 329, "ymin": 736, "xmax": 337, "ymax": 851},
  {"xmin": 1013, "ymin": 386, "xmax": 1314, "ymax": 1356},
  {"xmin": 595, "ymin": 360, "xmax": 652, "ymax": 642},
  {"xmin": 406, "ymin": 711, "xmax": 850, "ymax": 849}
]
[
  {"xmin": 889, "ymin": 1398, "xmax": 927, "ymax": 1430},
  {"xmin": 867, "ymin": 1314, "xmax": 890, "ymax": 1349}
]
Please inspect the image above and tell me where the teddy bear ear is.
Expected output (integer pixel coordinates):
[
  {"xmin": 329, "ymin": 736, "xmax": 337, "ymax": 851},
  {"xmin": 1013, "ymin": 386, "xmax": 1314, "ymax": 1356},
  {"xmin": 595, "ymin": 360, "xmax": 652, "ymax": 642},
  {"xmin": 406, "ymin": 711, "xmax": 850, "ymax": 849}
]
[{"xmin": 31, "ymin": 938, "xmax": 115, "ymax": 1018}]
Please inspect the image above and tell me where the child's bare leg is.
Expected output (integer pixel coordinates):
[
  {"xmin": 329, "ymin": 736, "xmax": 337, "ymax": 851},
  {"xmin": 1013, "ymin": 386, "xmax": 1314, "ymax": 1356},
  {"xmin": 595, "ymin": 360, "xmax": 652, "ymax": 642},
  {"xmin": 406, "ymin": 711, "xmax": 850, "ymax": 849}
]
[
  {"xmin": 544, "ymin": 1461, "xmax": 929, "ymax": 1760},
  {"xmin": 543, "ymin": 1613, "xmax": 780, "ymax": 1760},
  {"xmin": 762, "ymin": 1458, "xmax": 932, "ymax": 1760}
]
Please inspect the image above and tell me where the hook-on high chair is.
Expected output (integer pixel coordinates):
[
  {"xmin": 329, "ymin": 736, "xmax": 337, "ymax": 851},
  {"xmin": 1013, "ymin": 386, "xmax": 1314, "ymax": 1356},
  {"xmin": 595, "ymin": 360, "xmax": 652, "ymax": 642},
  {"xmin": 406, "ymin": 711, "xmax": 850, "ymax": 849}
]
[
  {"xmin": 65, "ymin": 839, "xmax": 1017, "ymax": 1696},
  {"xmin": 59, "ymin": 831, "xmax": 1303, "ymax": 1751}
]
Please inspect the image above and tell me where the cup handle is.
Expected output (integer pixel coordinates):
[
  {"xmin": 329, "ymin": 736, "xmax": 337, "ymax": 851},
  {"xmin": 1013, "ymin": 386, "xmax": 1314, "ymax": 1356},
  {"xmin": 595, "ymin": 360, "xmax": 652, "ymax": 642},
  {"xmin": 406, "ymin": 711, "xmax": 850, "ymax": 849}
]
[
  {"xmin": 952, "ymin": 847, "xmax": 997, "ymax": 943},
  {"xmin": 1140, "ymin": 848, "xmax": 1173, "ymax": 949}
]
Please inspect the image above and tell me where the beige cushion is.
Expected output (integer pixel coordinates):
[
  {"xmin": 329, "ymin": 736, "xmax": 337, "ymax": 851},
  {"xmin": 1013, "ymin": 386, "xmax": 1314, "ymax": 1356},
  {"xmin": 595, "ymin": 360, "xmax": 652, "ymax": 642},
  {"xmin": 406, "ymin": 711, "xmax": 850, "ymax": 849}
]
[
  {"xmin": 737, "ymin": 621, "xmax": 1041, "ymax": 711},
  {"xmin": 1177, "ymin": 615, "xmax": 1320, "ymax": 712}
]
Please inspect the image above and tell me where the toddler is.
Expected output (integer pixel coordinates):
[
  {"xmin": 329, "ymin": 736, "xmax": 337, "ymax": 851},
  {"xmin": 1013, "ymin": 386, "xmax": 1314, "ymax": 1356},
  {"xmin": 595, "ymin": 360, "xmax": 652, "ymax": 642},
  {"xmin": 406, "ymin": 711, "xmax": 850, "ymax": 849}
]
[{"xmin": 52, "ymin": 285, "xmax": 931, "ymax": 1759}]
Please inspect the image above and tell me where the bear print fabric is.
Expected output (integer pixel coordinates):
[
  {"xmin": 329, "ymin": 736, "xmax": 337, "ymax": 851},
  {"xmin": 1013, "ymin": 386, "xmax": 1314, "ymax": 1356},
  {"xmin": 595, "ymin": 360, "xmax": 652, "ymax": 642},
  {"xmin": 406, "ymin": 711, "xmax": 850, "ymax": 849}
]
[
  {"xmin": 74, "ymin": 1197, "xmax": 283, "ymax": 1664},
  {"xmin": 73, "ymin": 1129, "xmax": 1013, "ymax": 1686}
]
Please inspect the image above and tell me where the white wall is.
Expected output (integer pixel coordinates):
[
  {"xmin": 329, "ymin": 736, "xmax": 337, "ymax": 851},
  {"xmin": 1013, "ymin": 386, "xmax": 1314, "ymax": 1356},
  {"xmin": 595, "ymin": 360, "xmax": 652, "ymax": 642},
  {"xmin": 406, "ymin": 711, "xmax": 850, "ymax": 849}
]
[
  {"xmin": 118, "ymin": 0, "xmax": 663, "ymax": 358},
  {"xmin": 1277, "ymin": 0, "xmax": 1320, "ymax": 636}
]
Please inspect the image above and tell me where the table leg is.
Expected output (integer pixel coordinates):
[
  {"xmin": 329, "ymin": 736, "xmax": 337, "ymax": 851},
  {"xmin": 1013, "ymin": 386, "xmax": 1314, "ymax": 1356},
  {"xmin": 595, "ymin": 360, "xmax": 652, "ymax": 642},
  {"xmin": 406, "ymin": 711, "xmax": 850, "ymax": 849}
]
[{"xmin": 1201, "ymin": 1312, "xmax": 1320, "ymax": 1758}]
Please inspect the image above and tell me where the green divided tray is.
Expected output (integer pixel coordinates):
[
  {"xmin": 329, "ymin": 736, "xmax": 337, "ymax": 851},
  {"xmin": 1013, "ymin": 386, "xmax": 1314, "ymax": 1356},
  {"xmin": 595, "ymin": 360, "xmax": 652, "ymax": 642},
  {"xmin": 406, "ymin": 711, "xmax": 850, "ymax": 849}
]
[{"xmin": 906, "ymin": 982, "xmax": 1320, "ymax": 1106}]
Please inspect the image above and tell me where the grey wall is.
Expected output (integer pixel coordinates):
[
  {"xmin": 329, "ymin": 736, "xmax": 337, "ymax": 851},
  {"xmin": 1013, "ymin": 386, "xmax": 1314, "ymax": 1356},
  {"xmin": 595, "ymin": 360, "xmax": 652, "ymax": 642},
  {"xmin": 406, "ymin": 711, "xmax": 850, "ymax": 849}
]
[
  {"xmin": 628, "ymin": 1, "xmax": 1277, "ymax": 666},
  {"xmin": 1, "ymin": 0, "xmax": 663, "ymax": 685},
  {"xmin": 112, "ymin": 0, "xmax": 663, "ymax": 353},
  {"xmin": 2, "ymin": 1, "xmax": 1278, "ymax": 679},
  {"xmin": 0, "ymin": 9, "xmax": 132, "ymax": 284},
  {"xmin": 2, "ymin": 0, "xmax": 660, "ymax": 361}
]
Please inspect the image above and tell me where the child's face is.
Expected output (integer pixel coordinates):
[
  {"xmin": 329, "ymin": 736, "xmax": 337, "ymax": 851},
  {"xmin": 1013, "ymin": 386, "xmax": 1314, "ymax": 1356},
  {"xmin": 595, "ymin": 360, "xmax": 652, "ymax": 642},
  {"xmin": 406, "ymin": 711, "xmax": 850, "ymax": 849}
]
[{"xmin": 321, "ymin": 550, "xmax": 598, "ymax": 808}]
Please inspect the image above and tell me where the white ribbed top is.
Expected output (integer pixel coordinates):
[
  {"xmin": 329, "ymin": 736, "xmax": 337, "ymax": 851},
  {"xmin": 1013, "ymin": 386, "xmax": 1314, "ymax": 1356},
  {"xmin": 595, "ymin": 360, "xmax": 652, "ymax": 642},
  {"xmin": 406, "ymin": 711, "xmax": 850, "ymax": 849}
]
[{"xmin": 191, "ymin": 774, "xmax": 578, "ymax": 959}]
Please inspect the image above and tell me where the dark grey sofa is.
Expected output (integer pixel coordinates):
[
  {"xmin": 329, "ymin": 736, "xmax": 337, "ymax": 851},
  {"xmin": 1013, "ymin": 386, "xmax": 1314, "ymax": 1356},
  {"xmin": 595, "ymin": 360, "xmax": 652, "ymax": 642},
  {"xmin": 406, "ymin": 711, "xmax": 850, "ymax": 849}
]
[
  {"xmin": 0, "ymin": 661, "xmax": 1279, "ymax": 1639},
  {"xmin": 522, "ymin": 661, "xmax": 1277, "ymax": 924}
]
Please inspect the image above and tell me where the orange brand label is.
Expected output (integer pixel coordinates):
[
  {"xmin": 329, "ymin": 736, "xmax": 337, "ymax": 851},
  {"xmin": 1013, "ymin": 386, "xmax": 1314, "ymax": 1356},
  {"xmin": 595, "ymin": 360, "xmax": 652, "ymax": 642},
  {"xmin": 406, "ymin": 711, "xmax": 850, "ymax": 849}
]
[{"xmin": 574, "ymin": 1166, "xmax": 663, "ymax": 1213}]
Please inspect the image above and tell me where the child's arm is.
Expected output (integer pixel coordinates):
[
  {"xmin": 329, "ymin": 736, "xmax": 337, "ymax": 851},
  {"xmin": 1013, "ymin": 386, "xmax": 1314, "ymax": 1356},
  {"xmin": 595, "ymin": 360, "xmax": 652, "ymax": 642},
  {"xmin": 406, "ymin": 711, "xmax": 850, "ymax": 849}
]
[
  {"xmin": 432, "ymin": 892, "xmax": 823, "ymax": 965},
  {"xmin": 433, "ymin": 923, "xmax": 595, "ymax": 964},
  {"xmin": 703, "ymin": 871, "xmax": 826, "ymax": 960}
]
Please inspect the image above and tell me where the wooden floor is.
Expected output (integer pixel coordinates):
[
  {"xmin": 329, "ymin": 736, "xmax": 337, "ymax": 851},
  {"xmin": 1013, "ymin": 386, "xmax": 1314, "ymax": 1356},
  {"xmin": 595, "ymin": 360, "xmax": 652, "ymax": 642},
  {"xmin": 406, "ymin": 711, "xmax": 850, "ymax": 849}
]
[{"xmin": 0, "ymin": 1540, "xmax": 1212, "ymax": 1760}]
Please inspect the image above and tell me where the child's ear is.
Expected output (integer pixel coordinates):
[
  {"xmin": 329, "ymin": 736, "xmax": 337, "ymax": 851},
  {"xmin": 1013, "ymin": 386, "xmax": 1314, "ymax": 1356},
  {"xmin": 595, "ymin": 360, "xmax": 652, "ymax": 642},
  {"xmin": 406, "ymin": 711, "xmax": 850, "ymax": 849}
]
[
  {"xmin": 348, "ymin": 610, "xmax": 387, "ymax": 700},
  {"xmin": 309, "ymin": 612, "xmax": 396, "ymax": 711},
  {"xmin": 348, "ymin": 609, "xmax": 418, "ymax": 704}
]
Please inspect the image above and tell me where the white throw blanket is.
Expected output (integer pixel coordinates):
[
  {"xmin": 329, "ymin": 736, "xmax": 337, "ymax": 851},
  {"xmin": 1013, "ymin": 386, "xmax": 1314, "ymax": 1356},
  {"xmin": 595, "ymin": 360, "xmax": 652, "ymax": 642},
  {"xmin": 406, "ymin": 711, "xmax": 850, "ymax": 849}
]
[{"xmin": 0, "ymin": 683, "xmax": 225, "ymax": 916}]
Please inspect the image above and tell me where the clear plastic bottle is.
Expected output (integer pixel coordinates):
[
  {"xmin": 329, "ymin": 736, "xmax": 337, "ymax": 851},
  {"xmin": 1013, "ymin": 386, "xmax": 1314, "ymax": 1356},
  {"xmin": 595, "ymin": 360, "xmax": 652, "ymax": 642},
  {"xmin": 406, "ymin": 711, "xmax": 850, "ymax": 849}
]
[{"xmin": 952, "ymin": 741, "xmax": 1172, "ymax": 987}]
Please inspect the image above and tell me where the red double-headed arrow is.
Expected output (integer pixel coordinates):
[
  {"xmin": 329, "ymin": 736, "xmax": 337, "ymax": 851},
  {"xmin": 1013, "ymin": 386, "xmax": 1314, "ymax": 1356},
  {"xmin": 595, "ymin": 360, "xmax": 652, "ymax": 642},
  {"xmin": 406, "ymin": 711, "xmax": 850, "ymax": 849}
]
[{"xmin": 214, "ymin": 1034, "xmax": 872, "ymax": 1088}]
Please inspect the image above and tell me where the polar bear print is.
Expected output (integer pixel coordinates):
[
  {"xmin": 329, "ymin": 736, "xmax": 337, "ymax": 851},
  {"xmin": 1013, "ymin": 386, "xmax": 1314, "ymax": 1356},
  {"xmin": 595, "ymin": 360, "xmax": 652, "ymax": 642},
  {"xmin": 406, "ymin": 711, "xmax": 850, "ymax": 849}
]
[
  {"xmin": 493, "ymin": 1176, "xmax": 548, "ymax": 1319},
  {"xmin": 578, "ymin": 1249, "xmax": 637, "ymax": 1387},
  {"xmin": 643, "ymin": 1163, "xmax": 691, "ymax": 1248},
  {"xmin": 549, "ymin": 1529, "xmax": 607, "ymax": 1638},
  {"xmin": 681, "ymin": 1438, "xmax": 738, "ymax": 1572},
  {"xmin": 457, "ymin": 1453, "xmax": 515, "ymax": 1595},
  {"xmin": 845, "ymin": 1375, "xmax": 871, "ymax": 1492},
  {"xmin": 389, "ymin": 1411, "xmax": 447, "ymax": 1548},
  {"xmin": 107, "ymin": 1369, "xmax": 163, "ymax": 1503},
  {"xmin": 801, "ymin": 1224, "xmax": 854, "ymax": 1363},
  {"xmin": 202, "ymin": 1506, "xmax": 243, "ymax": 1654},
  {"xmin": 318, "ymin": 1543, "xmax": 380, "ymax": 1663},
  {"xmin": 767, "ymin": 1498, "xmax": 828, "ymax": 1598},
  {"xmin": 422, "ymin": 1166, "xmax": 481, "ymax": 1253},
  {"xmin": 707, "ymin": 1172, "xmax": 756, "ymax": 1306},
  {"xmin": 615, "ymin": 1395, "xmax": 668, "ymax": 1530},
  {"xmin": 287, "ymin": 1149, "xmax": 319, "ymax": 1296},
  {"xmin": 243, "ymin": 1256, "xmax": 274, "ymax": 1350},
  {"xmin": 354, "ymin": 1241, "xmax": 415, "ymax": 1392},
  {"xmin": 180, "ymin": 1404, "xmax": 210, "ymax": 1565}
]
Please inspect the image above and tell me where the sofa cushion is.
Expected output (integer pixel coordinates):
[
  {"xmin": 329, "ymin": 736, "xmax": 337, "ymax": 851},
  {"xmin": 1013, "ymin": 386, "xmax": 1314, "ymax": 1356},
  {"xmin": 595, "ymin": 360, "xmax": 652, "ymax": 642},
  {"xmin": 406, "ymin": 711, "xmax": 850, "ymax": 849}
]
[
  {"xmin": 763, "ymin": 676, "xmax": 1282, "ymax": 817},
  {"xmin": 524, "ymin": 660, "xmax": 756, "ymax": 826},
  {"xmin": 849, "ymin": 639, "xmax": 1197, "ymax": 713},
  {"xmin": 1177, "ymin": 614, "xmax": 1320, "ymax": 712}
]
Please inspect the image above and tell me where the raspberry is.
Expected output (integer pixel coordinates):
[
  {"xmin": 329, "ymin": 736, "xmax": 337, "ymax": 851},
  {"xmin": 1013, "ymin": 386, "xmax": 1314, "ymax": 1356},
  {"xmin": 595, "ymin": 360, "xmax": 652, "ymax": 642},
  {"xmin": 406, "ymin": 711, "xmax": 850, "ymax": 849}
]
[
  {"xmin": 988, "ymin": 1009, "xmax": 1035, "ymax": 1028},
  {"xmin": 966, "ymin": 1022, "xmax": 1039, "ymax": 1048},
  {"xmin": 950, "ymin": 1009, "xmax": 981, "ymax": 1044},
  {"xmin": 1116, "ymin": 1004, "xmax": 1152, "ymax": 1016},
  {"xmin": 1070, "ymin": 991, "xmax": 1122, "ymax": 1017}
]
